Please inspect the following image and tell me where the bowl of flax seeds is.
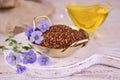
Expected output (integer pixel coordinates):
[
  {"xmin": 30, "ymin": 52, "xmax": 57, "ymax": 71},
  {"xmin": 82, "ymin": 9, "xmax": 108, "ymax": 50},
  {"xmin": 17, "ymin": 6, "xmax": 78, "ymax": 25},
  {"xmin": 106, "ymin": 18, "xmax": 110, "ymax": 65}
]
[{"xmin": 32, "ymin": 24, "xmax": 89, "ymax": 58}]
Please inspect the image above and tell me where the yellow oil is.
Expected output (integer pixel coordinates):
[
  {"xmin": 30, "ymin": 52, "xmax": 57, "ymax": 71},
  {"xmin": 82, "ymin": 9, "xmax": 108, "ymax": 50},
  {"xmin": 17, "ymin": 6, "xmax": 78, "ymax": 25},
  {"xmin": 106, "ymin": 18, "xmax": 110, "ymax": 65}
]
[{"xmin": 66, "ymin": 4, "xmax": 109, "ymax": 32}]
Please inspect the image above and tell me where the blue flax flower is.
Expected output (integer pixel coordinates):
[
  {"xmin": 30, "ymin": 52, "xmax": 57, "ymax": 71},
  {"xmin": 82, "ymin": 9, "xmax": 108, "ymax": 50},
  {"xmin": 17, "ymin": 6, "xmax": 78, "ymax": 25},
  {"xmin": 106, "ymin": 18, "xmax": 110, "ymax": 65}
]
[
  {"xmin": 29, "ymin": 31, "xmax": 44, "ymax": 44},
  {"xmin": 38, "ymin": 54, "xmax": 50, "ymax": 66},
  {"xmin": 25, "ymin": 26, "xmax": 34, "ymax": 37},
  {"xmin": 22, "ymin": 50, "xmax": 37, "ymax": 64},
  {"xmin": 6, "ymin": 52, "xmax": 21, "ymax": 65},
  {"xmin": 16, "ymin": 65, "xmax": 26, "ymax": 74},
  {"xmin": 38, "ymin": 21, "xmax": 50, "ymax": 32}
]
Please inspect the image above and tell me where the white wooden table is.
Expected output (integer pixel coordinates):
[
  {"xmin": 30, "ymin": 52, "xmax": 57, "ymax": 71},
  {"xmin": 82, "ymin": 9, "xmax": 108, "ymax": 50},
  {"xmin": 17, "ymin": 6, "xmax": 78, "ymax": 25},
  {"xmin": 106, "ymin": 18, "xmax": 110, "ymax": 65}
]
[{"xmin": 0, "ymin": 0, "xmax": 120, "ymax": 80}]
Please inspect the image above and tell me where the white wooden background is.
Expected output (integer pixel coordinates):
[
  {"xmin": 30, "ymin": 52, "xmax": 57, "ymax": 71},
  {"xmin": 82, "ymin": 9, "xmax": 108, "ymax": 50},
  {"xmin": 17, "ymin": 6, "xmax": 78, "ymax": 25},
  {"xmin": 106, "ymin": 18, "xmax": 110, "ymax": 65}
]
[{"xmin": 0, "ymin": 0, "xmax": 120, "ymax": 80}]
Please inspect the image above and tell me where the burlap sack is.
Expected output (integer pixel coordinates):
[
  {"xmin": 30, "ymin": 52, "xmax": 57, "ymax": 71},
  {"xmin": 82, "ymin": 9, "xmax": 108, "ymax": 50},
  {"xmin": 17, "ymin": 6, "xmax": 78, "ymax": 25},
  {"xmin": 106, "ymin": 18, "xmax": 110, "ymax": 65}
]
[
  {"xmin": 0, "ymin": 0, "xmax": 53, "ymax": 35},
  {"xmin": 0, "ymin": 0, "xmax": 16, "ymax": 8}
]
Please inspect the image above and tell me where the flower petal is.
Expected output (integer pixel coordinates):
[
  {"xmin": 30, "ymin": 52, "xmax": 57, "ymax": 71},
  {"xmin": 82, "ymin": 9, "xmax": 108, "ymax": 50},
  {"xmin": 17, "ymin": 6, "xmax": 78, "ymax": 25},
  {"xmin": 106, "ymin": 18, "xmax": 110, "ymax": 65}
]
[
  {"xmin": 25, "ymin": 26, "xmax": 34, "ymax": 37},
  {"xmin": 16, "ymin": 65, "xmax": 26, "ymax": 74},
  {"xmin": 30, "ymin": 36, "xmax": 35, "ymax": 42},
  {"xmin": 6, "ymin": 56, "xmax": 15, "ymax": 65},
  {"xmin": 29, "ymin": 50, "xmax": 34, "ymax": 55},
  {"xmin": 38, "ymin": 54, "xmax": 50, "ymax": 66},
  {"xmin": 23, "ymin": 58, "xmax": 29, "ymax": 64},
  {"xmin": 6, "ymin": 52, "xmax": 21, "ymax": 65},
  {"xmin": 22, "ymin": 50, "xmax": 36, "ymax": 64},
  {"xmin": 38, "ymin": 21, "xmax": 51, "ymax": 32},
  {"xmin": 22, "ymin": 52, "xmax": 27, "ymax": 57},
  {"xmin": 36, "ymin": 31, "xmax": 42, "ymax": 36},
  {"xmin": 35, "ymin": 36, "xmax": 44, "ymax": 44}
]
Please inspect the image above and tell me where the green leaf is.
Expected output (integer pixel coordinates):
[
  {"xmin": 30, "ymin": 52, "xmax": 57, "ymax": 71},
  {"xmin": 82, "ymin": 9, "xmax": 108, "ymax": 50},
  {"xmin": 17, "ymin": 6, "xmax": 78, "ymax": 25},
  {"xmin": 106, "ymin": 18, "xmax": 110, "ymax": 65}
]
[
  {"xmin": 8, "ymin": 42, "xmax": 13, "ymax": 46},
  {"xmin": 7, "ymin": 39, "xmax": 18, "ymax": 47},
  {"xmin": 5, "ymin": 38, "xmax": 9, "ymax": 42},
  {"xmin": 18, "ymin": 43, "xmax": 22, "ymax": 45},
  {"xmin": 11, "ymin": 39, "xmax": 17, "ymax": 44},
  {"xmin": 28, "ymin": 44, "xmax": 34, "ymax": 49},
  {"xmin": 36, "ymin": 51, "xmax": 42, "ymax": 55},
  {"xmin": 0, "ymin": 46, "xmax": 4, "ymax": 48},
  {"xmin": 0, "ymin": 46, "xmax": 8, "ymax": 50},
  {"xmin": 5, "ymin": 36, "xmax": 14, "ymax": 41},
  {"xmin": 22, "ymin": 46, "xmax": 31, "ymax": 50},
  {"xmin": 12, "ymin": 47, "xmax": 22, "ymax": 53},
  {"xmin": 12, "ymin": 49, "xmax": 18, "ymax": 52},
  {"xmin": 17, "ymin": 51, "xmax": 22, "ymax": 54},
  {"xmin": 12, "ymin": 46, "xmax": 18, "ymax": 51}
]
